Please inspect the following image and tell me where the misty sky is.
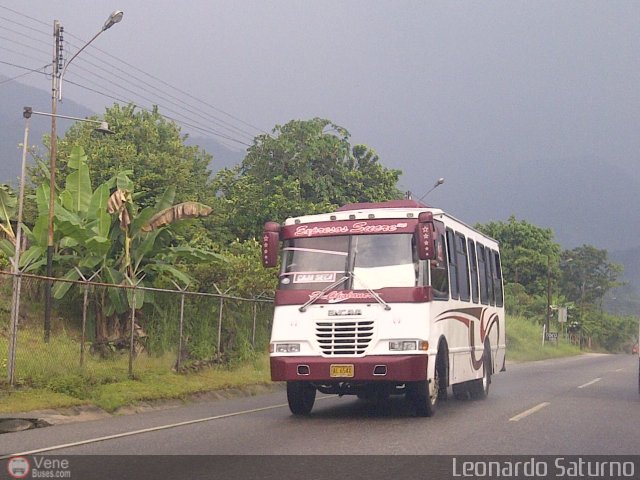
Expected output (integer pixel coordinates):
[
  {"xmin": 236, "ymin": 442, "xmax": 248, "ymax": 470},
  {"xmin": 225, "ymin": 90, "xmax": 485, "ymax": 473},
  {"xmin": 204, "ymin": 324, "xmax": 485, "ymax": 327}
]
[{"xmin": 1, "ymin": 1, "xmax": 639, "ymax": 250}]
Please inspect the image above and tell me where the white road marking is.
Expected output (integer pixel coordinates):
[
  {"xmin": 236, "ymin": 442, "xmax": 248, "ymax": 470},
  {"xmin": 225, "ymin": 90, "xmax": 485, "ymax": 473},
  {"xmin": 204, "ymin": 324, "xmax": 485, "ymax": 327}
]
[
  {"xmin": 577, "ymin": 377, "xmax": 601, "ymax": 389},
  {"xmin": 2, "ymin": 396, "xmax": 336, "ymax": 459},
  {"xmin": 509, "ymin": 402, "xmax": 550, "ymax": 422}
]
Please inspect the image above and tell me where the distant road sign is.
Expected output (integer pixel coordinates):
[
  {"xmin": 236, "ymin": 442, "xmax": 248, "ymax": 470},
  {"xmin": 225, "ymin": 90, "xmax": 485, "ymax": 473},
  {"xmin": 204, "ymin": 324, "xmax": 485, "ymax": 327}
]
[
  {"xmin": 558, "ymin": 307, "xmax": 568, "ymax": 323},
  {"xmin": 546, "ymin": 332, "xmax": 558, "ymax": 341}
]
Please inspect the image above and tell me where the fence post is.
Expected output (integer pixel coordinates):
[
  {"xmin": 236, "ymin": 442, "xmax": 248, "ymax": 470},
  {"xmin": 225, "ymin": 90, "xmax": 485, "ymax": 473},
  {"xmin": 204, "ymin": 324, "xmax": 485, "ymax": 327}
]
[
  {"xmin": 128, "ymin": 298, "xmax": 136, "ymax": 378},
  {"xmin": 127, "ymin": 278, "xmax": 143, "ymax": 379},
  {"xmin": 75, "ymin": 268, "xmax": 101, "ymax": 368},
  {"xmin": 217, "ymin": 297, "xmax": 224, "ymax": 362},
  {"xmin": 252, "ymin": 300, "xmax": 258, "ymax": 347},
  {"xmin": 213, "ymin": 285, "xmax": 232, "ymax": 362},
  {"xmin": 7, "ymin": 272, "xmax": 22, "ymax": 385},
  {"xmin": 171, "ymin": 281, "xmax": 189, "ymax": 372}
]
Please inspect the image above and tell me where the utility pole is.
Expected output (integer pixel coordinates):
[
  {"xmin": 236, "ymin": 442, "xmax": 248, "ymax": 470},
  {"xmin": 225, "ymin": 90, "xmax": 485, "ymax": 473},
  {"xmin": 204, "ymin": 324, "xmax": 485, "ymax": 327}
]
[
  {"xmin": 545, "ymin": 254, "xmax": 552, "ymax": 335},
  {"xmin": 44, "ymin": 20, "xmax": 63, "ymax": 342}
]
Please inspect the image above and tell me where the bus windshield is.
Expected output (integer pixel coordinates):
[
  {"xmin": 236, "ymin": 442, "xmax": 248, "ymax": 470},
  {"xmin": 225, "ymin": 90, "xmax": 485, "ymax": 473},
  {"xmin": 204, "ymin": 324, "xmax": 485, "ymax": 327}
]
[{"xmin": 279, "ymin": 234, "xmax": 418, "ymax": 290}]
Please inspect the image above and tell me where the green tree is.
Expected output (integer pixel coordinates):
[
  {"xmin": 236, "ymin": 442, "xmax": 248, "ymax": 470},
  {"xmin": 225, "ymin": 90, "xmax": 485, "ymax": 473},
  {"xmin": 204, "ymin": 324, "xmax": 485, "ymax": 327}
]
[
  {"xmin": 476, "ymin": 216, "xmax": 561, "ymax": 297},
  {"xmin": 213, "ymin": 118, "xmax": 402, "ymax": 240},
  {"xmin": 560, "ymin": 245, "xmax": 623, "ymax": 312},
  {"xmin": 30, "ymin": 104, "xmax": 214, "ymax": 210}
]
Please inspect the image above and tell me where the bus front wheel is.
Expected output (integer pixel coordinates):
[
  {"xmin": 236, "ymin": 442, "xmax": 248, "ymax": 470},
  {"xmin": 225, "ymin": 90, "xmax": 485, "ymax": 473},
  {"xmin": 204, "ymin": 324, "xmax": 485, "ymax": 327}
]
[
  {"xmin": 408, "ymin": 350, "xmax": 446, "ymax": 417},
  {"xmin": 287, "ymin": 381, "xmax": 316, "ymax": 415}
]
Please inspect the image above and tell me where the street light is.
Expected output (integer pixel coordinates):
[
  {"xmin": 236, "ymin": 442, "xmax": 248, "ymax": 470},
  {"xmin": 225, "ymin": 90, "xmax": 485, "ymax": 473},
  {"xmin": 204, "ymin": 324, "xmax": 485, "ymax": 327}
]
[
  {"xmin": 7, "ymin": 107, "xmax": 114, "ymax": 383},
  {"xmin": 419, "ymin": 177, "xmax": 445, "ymax": 202},
  {"xmin": 57, "ymin": 10, "xmax": 124, "ymax": 101},
  {"xmin": 45, "ymin": 10, "xmax": 123, "ymax": 342}
]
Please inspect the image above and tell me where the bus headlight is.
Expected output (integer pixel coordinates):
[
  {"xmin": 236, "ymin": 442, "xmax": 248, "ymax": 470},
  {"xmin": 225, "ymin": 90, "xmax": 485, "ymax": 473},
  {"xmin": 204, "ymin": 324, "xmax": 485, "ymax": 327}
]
[
  {"xmin": 273, "ymin": 343, "xmax": 301, "ymax": 353},
  {"xmin": 389, "ymin": 341, "xmax": 417, "ymax": 351}
]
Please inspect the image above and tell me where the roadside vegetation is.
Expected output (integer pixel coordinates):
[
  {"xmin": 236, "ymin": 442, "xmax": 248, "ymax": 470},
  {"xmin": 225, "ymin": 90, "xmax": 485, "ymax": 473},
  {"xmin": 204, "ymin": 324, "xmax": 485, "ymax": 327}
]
[
  {"xmin": 1, "ymin": 104, "xmax": 637, "ymax": 414},
  {"xmin": 0, "ymin": 313, "xmax": 603, "ymax": 414}
]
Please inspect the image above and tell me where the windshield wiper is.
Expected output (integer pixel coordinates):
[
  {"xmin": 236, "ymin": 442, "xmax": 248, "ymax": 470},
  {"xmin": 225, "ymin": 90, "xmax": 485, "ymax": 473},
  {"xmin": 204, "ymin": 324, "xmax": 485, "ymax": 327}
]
[
  {"xmin": 350, "ymin": 271, "xmax": 391, "ymax": 311},
  {"xmin": 299, "ymin": 275, "xmax": 350, "ymax": 312}
]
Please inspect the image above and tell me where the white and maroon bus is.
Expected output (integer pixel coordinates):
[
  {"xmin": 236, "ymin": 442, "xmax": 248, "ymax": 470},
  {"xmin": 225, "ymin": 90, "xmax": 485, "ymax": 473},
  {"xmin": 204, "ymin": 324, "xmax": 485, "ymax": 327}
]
[{"xmin": 262, "ymin": 200, "xmax": 506, "ymax": 416}]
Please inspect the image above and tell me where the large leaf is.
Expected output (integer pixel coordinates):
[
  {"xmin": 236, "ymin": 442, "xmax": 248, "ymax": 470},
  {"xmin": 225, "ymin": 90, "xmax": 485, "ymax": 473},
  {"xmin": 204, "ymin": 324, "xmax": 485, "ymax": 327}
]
[
  {"xmin": 53, "ymin": 268, "xmax": 81, "ymax": 299},
  {"xmin": 143, "ymin": 263, "xmax": 193, "ymax": 288},
  {"xmin": 141, "ymin": 202, "xmax": 212, "ymax": 232},
  {"xmin": 65, "ymin": 160, "xmax": 92, "ymax": 214},
  {"xmin": 115, "ymin": 171, "xmax": 134, "ymax": 192},
  {"xmin": 0, "ymin": 185, "xmax": 16, "ymax": 240},
  {"xmin": 19, "ymin": 245, "xmax": 46, "ymax": 271},
  {"xmin": 88, "ymin": 183, "xmax": 112, "ymax": 238},
  {"xmin": 0, "ymin": 238, "xmax": 14, "ymax": 258},
  {"xmin": 132, "ymin": 230, "xmax": 162, "ymax": 273},
  {"xmin": 103, "ymin": 266, "xmax": 128, "ymax": 315},
  {"xmin": 126, "ymin": 285, "xmax": 145, "ymax": 310},
  {"xmin": 85, "ymin": 236, "xmax": 111, "ymax": 257},
  {"xmin": 31, "ymin": 215, "xmax": 49, "ymax": 248},
  {"xmin": 155, "ymin": 185, "xmax": 176, "ymax": 212},
  {"xmin": 130, "ymin": 205, "xmax": 157, "ymax": 235}
]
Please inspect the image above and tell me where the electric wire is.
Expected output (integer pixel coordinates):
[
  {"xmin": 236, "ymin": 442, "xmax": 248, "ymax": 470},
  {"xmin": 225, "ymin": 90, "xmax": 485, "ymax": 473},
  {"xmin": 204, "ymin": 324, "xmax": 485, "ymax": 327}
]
[
  {"xmin": 64, "ymin": 35, "xmax": 262, "ymax": 140},
  {"xmin": 0, "ymin": 5, "xmax": 267, "ymax": 148},
  {"xmin": 0, "ymin": 60, "xmax": 49, "ymax": 84},
  {"xmin": 61, "ymin": 39, "xmax": 256, "ymax": 143}
]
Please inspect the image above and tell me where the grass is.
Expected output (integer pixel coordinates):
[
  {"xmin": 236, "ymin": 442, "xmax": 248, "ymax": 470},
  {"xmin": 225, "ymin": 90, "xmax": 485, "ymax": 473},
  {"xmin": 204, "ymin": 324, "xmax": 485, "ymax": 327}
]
[
  {"xmin": 0, "ymin": 352, "xmax": 271, "ymax": 414},
  {"xmin": 506, "ymin": 315, "xmax": 583, "ymax": 362},
  {"xmin": 1, "ymin": 315, "xmax": 583, "ymax": 415}
]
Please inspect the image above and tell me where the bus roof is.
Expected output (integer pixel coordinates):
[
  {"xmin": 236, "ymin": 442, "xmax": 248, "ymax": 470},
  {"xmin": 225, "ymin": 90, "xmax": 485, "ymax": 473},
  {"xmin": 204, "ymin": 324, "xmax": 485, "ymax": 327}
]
[{"xmin": 282, "ymin": 200, "xmax": 498, "ymax": 246}]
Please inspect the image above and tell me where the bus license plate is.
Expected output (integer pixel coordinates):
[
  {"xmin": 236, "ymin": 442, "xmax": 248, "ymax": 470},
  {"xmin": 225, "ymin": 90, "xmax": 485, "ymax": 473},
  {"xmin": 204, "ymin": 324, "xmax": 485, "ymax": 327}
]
[{"xmin": 330, "ymin": 364, "xmax": 354, "ymax": 378}]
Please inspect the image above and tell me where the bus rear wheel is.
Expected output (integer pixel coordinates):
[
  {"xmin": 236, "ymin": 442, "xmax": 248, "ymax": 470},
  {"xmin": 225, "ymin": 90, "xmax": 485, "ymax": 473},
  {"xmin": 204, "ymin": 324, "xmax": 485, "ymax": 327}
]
[
  {"xmin": 470, "ymin": 342, "xmax": 491, "ymax": 400},
  {"xmin": 287, "ymin": 381, "xmax": 316, "ymax": 415}
]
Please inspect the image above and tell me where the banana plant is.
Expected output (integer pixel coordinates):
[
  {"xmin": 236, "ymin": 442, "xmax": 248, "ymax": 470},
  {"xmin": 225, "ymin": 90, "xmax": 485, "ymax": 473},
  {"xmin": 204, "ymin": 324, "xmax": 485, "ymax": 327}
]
[
  {"xmin": 0, "ymin": 184, "xmax": 17, "ymax": 247},
  {"xmin": 5, "ymin": 145, "xmax": 222, "ymax": 343}
]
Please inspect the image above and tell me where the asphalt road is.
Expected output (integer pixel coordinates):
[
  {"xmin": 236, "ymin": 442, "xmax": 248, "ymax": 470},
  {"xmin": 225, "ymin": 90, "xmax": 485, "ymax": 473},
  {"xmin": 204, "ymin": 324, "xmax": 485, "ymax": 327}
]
[{"xmin": 1, "ymin": 353, "xmax": 638, "ymax": 478}]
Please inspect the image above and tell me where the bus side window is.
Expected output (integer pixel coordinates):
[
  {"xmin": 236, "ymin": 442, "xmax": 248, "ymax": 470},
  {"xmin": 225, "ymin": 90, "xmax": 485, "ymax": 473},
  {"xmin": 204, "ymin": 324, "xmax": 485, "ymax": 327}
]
[
  {"xmin": 468, "ymin": 239, "xmax": 479, "ymax": 303},
  {"xmin": 430, "ymin": 233, "xmax": 449, "ymax": 299},
  {"xmin": 446, "ymin": 228, "xmax": 459, "ymax": 300},
  {"xmin": 477, "ymin": 244, "xmax": 489, "ymax": 305},
  {"xmin": 493, "ymin": 250, "xmax": 504, "ymax": 307},
  {"xmin": 486, "ymin": 246, "xmax": 495, "ymax": 306},
  {"xmin": 456, "ymin": 233, "xmax": 470, "ymax": 302}
]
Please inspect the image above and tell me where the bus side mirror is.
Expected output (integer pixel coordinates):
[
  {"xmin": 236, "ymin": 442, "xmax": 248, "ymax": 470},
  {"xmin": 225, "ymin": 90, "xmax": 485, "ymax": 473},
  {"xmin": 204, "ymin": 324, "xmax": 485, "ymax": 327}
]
[
  {"xmin": 415, "ymin": 212, "xmax": 435, "ymax": 261},
  {"xmin": 262, "ymin": 222, "xmax": 280, "ymax": 268}
]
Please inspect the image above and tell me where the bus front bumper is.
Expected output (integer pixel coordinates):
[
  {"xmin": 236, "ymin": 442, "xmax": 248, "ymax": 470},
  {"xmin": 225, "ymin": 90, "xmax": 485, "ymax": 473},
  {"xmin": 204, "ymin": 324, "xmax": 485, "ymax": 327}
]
[{"xmin": 270, "ymin": 355, "xmax": 428, "ymax": 382}]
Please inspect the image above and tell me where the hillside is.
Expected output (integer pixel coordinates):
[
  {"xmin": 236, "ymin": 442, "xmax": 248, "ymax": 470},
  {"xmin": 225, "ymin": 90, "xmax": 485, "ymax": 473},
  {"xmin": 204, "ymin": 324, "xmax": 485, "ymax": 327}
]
[
  {"xmin": 0, "ymin": 76, "xmax": 94, "ymax": 185},
  {"xmin": 0, "ymin": 77, "xmax": 245, "ymax": 186}
]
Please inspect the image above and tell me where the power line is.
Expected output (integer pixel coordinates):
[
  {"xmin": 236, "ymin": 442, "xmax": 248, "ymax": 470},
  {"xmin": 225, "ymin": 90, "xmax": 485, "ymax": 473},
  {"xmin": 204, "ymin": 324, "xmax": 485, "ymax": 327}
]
[
  {"xmin": 0, "ymin": 4, "xmax": 49, "ymax": 27},
  {"xmin": 0, "ymin": 14, "xmax": 50, "ymax": 41},
  {"xmin": 61, "ymin": 39, "xmax": 256, "ymax": 143},
  {"xmin": 0, "ymin": 59, "xmax": 49, "ymax": 84},
  {"xmin": 68, "ymin": 31, "xmax": 268, "ymax": 136},
  {"xmin": 64, "ymin": 79, "xmax": 252, "ymax": 148},
  {"xmin": 0, "ymin": 4, "xmax": 268, "ymax": 148}
]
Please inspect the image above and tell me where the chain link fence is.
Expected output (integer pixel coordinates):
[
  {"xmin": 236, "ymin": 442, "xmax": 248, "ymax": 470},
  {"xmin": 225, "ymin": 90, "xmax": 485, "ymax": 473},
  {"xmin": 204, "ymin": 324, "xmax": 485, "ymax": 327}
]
[{"xmin": 0, "ymin": 271, "xmax": 273, "ymax": 388}]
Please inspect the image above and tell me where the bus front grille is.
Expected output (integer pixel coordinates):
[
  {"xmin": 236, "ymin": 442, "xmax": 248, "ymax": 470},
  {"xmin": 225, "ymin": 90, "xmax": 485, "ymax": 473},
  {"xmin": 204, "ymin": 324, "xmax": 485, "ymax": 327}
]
[{"xmin": 315, "ymin": 320, "xmax": 374, "ymax": 355}]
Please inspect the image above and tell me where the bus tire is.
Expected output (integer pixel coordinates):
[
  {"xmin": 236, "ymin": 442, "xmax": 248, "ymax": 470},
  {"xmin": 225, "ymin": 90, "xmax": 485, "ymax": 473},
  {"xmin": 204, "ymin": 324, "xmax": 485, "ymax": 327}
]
[
  {"xmin": 452, "ymin": 383, "xmax": 469, "ymax": 400},
  {"xmin": 287, "ymin": 381, "xmax": 316, "ymax": 415},
  {"xmin": 470, "ymin": 342, "xmax": 491, "ymax": 400},
  {"xmin": 409, "ymin": 349, "xmax": 446, "ymax": 417}
]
